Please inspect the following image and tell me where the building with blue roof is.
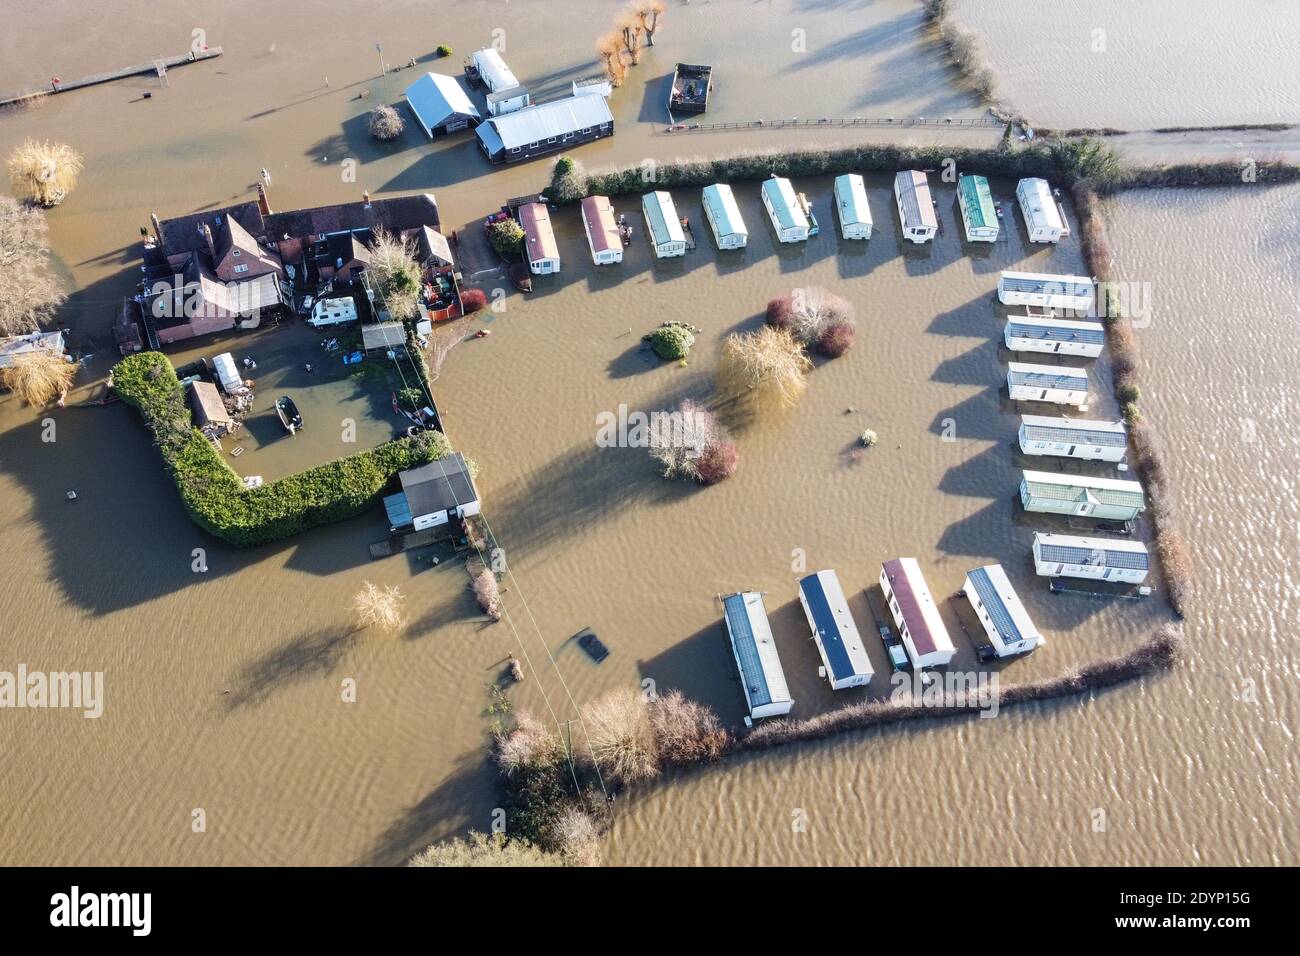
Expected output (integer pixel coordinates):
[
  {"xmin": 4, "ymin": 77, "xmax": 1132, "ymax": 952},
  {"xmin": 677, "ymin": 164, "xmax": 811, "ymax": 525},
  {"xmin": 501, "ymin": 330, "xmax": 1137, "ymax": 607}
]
[
  {"xmin": 797, "ymin": 570, "xmax": 873, "ymax": 689},
  {"xmin": 961, "ymin": 564, "xmax": 1045, "ymax": 658},
  {"xmin": 721, "ymin": 592, "xmax": 793, "ymax": 722}
]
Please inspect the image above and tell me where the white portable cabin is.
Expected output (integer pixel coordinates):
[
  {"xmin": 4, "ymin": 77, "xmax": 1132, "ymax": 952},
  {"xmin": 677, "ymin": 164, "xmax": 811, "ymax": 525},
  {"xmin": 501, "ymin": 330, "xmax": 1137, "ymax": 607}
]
[
  {"xmin": 893, "ymin": 170, "xmax": 937, "ymax": 243},
  {"xmin": 833, "ymin": 174, "xmax": 872, "ymax": 239},
  {"xmin": 879, "ymin": 558, "xmax": 956, "ymax": 669},
  {"xmin": 962, "ymin": 564, "xmax": 1045, "ymax": 657},
  {"xmin": 308, "ymin": 296, "xmax": 358, "ymax": 328},
  {"xmin": 641, "ymin": 191, "xmax": 687, "ymax": 258},
  {"xmin": 721, "ymin": 591, "xmax": 794, "ymax": 721},
  {"xmin": 471, "ymin": 48, "xmax": 519, "ymax": 93},
  {"xmin": 1007, "ymin": 362, "xmax": 1089, "ymax": 406},
  {"xmin": 211, "ymin": 352, "xmax": 244, "ymax": 394},
  {"xmin": 518, "ymin": 202, "xmax": 560, "ymax": 275},
  {"xmin": 1020, "ymin": 470, "xmax": 1146, "ymax": 522},
  {"xmin": 1004, "ymin": 315, "xmax": 1106, "ymax": 358},
  {"xmin": 580, "ymin": 196, "xmax": 623, "ymax": 265},
  {"xmin": 1018, "ymin": 415, "xmax": 1128, "ymax": 463},
  {"xmin": 1032, "ymin": 533, "xmax": 1150, "ymax": 584},
  {"xmin": 1016, "ymin": 178, "xmax": 1070, "ymax": 243},
  {"xmin": 797, "ymin": 570, "xmax": 873, "ymax": 690},
  {"xmin": 998, "ymin": 271, "xmax": 1095, "ymax": 314},
  {"xmin": 701, "ymin": 184, "xmax": 748, "ymax": 249},
  {"xmin": 761, "ymin": 176, "xmax": 811, "ymax": 243},
  {"xmin": 957, "ymin": 174, "xmax": 999, "ymax": 242},
  {"xmin": 485, "ymin": 86, "xmax": 531, "ymax": 117}
]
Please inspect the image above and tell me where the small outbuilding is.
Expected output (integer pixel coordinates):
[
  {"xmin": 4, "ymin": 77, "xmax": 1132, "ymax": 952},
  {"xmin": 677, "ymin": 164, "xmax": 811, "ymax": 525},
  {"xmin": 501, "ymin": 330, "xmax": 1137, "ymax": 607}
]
[
  {"xmin": 893, "ymin": 170, "xmax": 937, "ymax": 243},
  {"xmin": 1017, "ymin": 177, "xmax": 1070, "ymax": 243},
  {"xmin": 1020, "ymin": 470, "xmax": 1146, "ymax": 521},
  {"xmin": 518, "ymin": 201, "xmax": 560, "ymax": 275},
  {"xmin": 485, "ymin": 85, "xmax": 531, "ymax": 117},
  {"xmin": 580, "ymin": 196, "xmax": 622, "ymax": 265},
  {"xmin": 797, "ymin": 570, "xmax": 874, "ymax": 689},
  {"xmin": 1007, "ymin": 361, "xmax": 1090, "ymax": 406},
  {"xmin": 702, "ymin": 183, "xmax": 748, "ymax": 249},
  {"xmin": 721, "ymin": 591, "xmax": 794, "ymax": 722},
  {"xmin": 385, "ymin": 452, "xmax": 482, "ymax": 532},
  {"xmin": 1018, "ymin": 415, "xmax": 1128, "ymax": 463},
  {"xmin": 879, "ymin": 558, "xmax": 955, "ymax": 669},
  {"xmin": 187, "ymin": 380, "xmax": 234, "ymax": 437},
  {"xmin": 1004, "ymin": 315, "xmax": 1106, "ymax": 358},
  {"xmin": 361, "ymin": 321, "xmax": 407, "ymax": 353},
  {"xmin": 833, "ymin": 173, "xmax": 872, "ymax": 239},
  {"xmin": 957, "ymin": 174, "xmax": 999, "ymax": 242},
  {"xmin": 961, "ymin": 564, "xmax": 1045, "ymax": 658},
  {"xmin": 404, "ymin": 72, "xmax": 481, "ymax": 137},
  {"xmin": 641, "ymin": 191, "xmax": 687, "ymax": 258},
  {"xmin": 761, "ymin": 175, "xmax": 813, "ymax": 243},
  {"xmin": 998, "ymin": 270, "xmax": 1095, "ymax": 314},
  {"xmin": 1032, "ymin": 533, "xmax": 1150, "ymax": 584}
]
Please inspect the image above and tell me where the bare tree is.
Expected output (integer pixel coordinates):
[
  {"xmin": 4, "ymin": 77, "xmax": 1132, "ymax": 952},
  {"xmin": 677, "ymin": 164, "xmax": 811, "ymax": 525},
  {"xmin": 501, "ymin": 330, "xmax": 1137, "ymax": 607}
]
[
  {"xmin": 716, "ymin": 326, "xmax": 812, "ymax": 411},
  {"xmin": 621, "ymin": 17, "xmax": 644, "ymax": 65},
  {"xmin": 636, "ymin": 1, "xmax": 666, "ymax": 45},
  {"xmin": 596, "ymin": 35, "xmax": 627, "ymax": 86},
  {"xmin": 0, "ymin": 197, "xmax": 67, "ymax": 336},
  {"xmin": 7, "ymin": 139, "xmax": 83, "ymax": 207},
  {"xmin": 366, "ymin": 227, "xmax": 422, "ymax": 321},
  {"xmin": 424, "ymin": 325, "xmax": 464, "ymax": 383},
  {"xmin": 350, "ymin": 581, "xmax": 406, "ymax": 634},
  {"xmin": 648, "ymin": 398, "xmax": 718, "ymax": 480},
  {"xmin": 580, "ymin": 687, "xmax": 659, "ymax": 785}
]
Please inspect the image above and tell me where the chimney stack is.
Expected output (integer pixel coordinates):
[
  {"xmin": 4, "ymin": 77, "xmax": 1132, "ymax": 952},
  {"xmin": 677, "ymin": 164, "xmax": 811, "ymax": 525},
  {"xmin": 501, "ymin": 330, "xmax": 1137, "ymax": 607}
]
[
  {"xmin": 363, "ymin": 190, "xmax": 371, "ymax": 208},
  {"xmin": 150, "ymin": 213, "xmax": 162, "ymax": 243},
  {"xmin": 200, "ymin": 223, "xmax": 216, "ymax": 260},
  {"xmin": 256, "ymin": 182, "xmax": 272, "ymax": 216}
]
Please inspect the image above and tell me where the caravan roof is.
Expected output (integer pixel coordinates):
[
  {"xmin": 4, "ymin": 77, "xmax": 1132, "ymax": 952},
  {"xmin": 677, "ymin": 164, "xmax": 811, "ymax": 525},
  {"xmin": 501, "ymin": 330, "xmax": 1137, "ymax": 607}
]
[
  {"xmin": 833, "ymin": 173, "xmax": 871, "ymax": 228},
  {"xmin": 1007, "ymin": 362, "xmax": 1088, "ymax": 391},
  {"xmin": 1034, "ymin": 533, "xmax": 1151, "ymax": 572},
  {"xmin": 959, "ymin": 174, "xmax": 997, "ymax": 229},
  {"xmin": 721, "ymin": 592, "xmax": 793, "ymax": 717},
  {"xmin": 472, "ymin": 48, "xmax": 519, "ymax": 91},
  {"xmin": 895, "ymin": 170, "xmax": 937, "ymax": 228},
  {"xmin": 702, "ymin": 184, "xmax": 746, "ymax": 238},
  {"xmin": 1018, "ymin": 178, "xmax": 1066, "ymax": 231},
  {"xmin": 762, "ymin": 176, "xmax": 809, "ymax": 232},
  {"xmin": 799, "ymin": 571, "xmax": 872, "ymax": 685},
  {"xmin": 1022, "ymin": 470, "xmax": 1146, "ymax": 510},
  {"xmin": 518, "ymin": 202, "xmax": 559, "ymax": 262},
  {"xmin": 881, "ymin": 558, "xmax": 953, "ymax": 658},
  {"xmin": 642, "ymin": 191, "xmax": 685, "ymax": 246},
  {"xmin": 581, "ymin": 196, "xmax": 620, "ymax": 255},
  {"xmin": 1020, "ymin": 415, "xmax": 1128, "ymax": 447},
  {"xmin": 1006, "ymin": 317, "xmax": 1106, "ymax": 347},
  {"xmin": 966, "ymin": 565, "xmax": 1042, "ymax": 649}
]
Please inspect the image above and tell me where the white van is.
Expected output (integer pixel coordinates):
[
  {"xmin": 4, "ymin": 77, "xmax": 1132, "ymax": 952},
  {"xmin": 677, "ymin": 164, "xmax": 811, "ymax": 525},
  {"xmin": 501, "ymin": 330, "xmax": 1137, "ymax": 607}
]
[
  {"xmin": 308, "ymin": 296, "xmax": 358, "ymax": 328},
  {"xmin": 212, "ymin": 352, "xmax": 244, "ymax": 394}
]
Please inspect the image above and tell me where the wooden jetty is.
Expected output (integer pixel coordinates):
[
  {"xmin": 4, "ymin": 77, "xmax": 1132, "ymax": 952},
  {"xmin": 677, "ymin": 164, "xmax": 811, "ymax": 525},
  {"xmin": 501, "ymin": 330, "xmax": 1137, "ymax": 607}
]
[
  {"xmin": 370, "ymin": 527, "xmax": 440, "ymax": 560},
  {"xmin": 0, "ymin": 48, "xmax": 224, "ymax": 109}
]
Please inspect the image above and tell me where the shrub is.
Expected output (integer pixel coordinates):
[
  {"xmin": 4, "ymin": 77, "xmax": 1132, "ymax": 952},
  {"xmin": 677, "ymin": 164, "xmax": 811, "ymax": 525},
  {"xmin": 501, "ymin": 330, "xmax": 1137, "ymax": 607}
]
[
  {"xmin": 549, "ymin": 156, "xmax": 589, "ymax": 204},
  {"xmin": 766, "ymin": 294, "xmax": 796, "ymax": 330},
  {"xmin": 487, "ymin": 218, "xmax": 525, "ymax": 258},
  {"xmin": 350, "ymin": 581, "xmax": 406, "ymax": 634},
  {"xmin": 468, "ymin": 557, "xmax": 503, "ymax": 621},
  {"xmin": 501, "ymin": 748, "xmax": 572, "ymax": 846},
  {"xmin": 460, "ymin": 288, "xmax": 487, "ymax": 314},
  {"xmin": 554, "ymin": 808, "xmax": 601, "ymax": 867},
  {"xmin": 7, "ymin": 139, "xmax": 83, "ymax": 206},
  {"xmin": 860, "ymin": 429, "xmax": 878, "ymax": 447},
  {"xmin": 647, "ymin": 324, "xmax": 694, "ymax": 360},
  {"xmin": 435, "ymin": 44, "xmax": 453, "ymax": 57},
  {"xmin": 648, "ymin": 398, "xmax": 716, "ymax": 480},
  {"xmin": 367, "ymin": 104, "xmax": 405, "ymax": 141},
  {"xmin": 816, "ymin": 318, "xmax": 857, "ymax": 357},
  {"xmin": 716, "ymin": 326, "xmax": 811, "ymax": 410},
  {"xmin": 1122, "ymin": 402, "xmax": 1141, "ymax": 425},
  {"xmin": 580, "ymin": 688, "xmax": 659, "ymax": 785},
  {"xmin": 396, "ymin": 386, "xmax": 423, "ymax": 412},
  {"xmin": 649, "ymin": 691, "xmax": 730, "ymax": 764},
  {"xmin": 1116, "ymin": 383, "xmax": 1140, "ymax": 405},
  {"xmin": 409, "ymin": 832, "xmax": 564, "ymax": 867},
  {"xmin": 495, "ymin": 712, "xmax": 563, "ymax": 776},
  {"xmin": 112, "ymin": 352, "xmax": 450, "ymax": 546},
  {"xmin": 695, "ymin": 439, "xmax": 739, "ymax": 485},
  {"xmin": 1, "ymin": 350, "xmax": 75, "ymax": 405}
]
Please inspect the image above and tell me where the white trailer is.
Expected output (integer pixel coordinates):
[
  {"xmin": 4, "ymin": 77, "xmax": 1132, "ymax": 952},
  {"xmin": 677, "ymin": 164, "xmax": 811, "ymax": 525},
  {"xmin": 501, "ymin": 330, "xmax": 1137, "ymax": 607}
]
[
  {"xmin": 1004, "ymin": 316, "xmax": 1106, "ymax": 358},
  {"xmin": 721, "ymin": 591, "xmax": 794, "ymax": 722},
  {"xmin": 1020, "ymin": 470, "xmax": 1146, "ymax": 522},
  {"xmin": 1018, "ymin": 415, "xmax": 1128, "ymax": 463},
  {"xmin": 702, "ymin": 184, "xmax": 748, "ymax": 249},
  {"xmin": 1007, "ymin": 361, "xmax": 1090, "ymax": 407},
  {"xmin": 761, "ymin": 176, "xmax": 811, "ymax": 243},
  {"xmin": 308, "ymin": 296, "xmax": 358, "ymax": 328},
  {"xmin": 894, "ymin": 170, "xmax": 937, "ymax": 243},
  {"xmin": 961, "ymin": 564, "xmax": 1045, "ymax": 658},
  {"xmin": 642, "ymin": 191, "xmax": 687, "ymax": 258},
  {"xmin": 879, "ymin": 558, "xmax": 955, "ymax": 669},
  {"xmin": 1032, "ymin": 533, "xmax": 1150, "ymax": 584},
  {"xmin": 797, "ymin": 570, "xmax": 873, "ymax": 689},
  {"xmin": 833, "ymin": 174, "xmax": 872, "ymax": 239},
  {"xmin": 1017, "ymin": 177, "xmax": 1070, "ymax": 243},
  {"xmin": 998, "ymin": 271, "xmax": 1095, "ymax": 314},
  {"xmin": 211, "ymin": 352, "xmax": 245, "ymax": 394}
]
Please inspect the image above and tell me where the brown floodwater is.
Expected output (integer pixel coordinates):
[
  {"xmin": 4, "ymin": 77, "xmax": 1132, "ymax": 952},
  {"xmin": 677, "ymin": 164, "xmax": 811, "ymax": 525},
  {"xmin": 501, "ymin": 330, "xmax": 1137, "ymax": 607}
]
[
  {"xmin": 0, "ymin": 1, "xmax": 1293, "ymax": 867},
  {"xmin": 949, "ymin": 0, "xmax": 1300, "ymax": 130}
]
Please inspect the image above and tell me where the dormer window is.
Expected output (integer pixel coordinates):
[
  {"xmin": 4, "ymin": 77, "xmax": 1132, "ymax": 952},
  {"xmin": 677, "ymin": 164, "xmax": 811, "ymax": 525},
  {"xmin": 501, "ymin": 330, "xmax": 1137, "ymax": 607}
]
[{"xmin": 232, "ymin": 249, "xmax": 241, "ymax": 256}]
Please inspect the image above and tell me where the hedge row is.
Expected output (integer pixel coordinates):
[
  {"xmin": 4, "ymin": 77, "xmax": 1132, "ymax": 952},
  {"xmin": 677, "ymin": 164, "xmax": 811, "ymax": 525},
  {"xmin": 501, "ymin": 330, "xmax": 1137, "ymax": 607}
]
[{"xmin": 113, "ymin": 351, "xmax": 449, "ymax": 547}]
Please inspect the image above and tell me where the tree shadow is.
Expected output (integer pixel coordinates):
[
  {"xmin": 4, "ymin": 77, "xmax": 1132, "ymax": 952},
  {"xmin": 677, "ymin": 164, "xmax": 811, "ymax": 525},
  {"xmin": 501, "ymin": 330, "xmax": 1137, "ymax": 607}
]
[{"xmin": 221, "ymin": 625, "xmax": 360, "ymax": 712}]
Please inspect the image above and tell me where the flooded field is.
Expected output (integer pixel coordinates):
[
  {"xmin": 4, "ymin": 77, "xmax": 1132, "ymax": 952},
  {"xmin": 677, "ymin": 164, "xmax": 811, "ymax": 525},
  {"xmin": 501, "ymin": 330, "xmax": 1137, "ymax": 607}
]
[
  {"xmin": 0, "ymin": 0, "xmax": 1294, "ymax": 868},
  {"xmin": 949, "ymin": 0, "xmax": 1300, "ymax": 129}
]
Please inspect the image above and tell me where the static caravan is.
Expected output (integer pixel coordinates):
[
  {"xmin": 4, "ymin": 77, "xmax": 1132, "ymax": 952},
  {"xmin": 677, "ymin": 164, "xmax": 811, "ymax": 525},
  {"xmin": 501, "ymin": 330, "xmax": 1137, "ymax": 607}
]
[
  {"xmin": 580, "ymin": 196, "xmax": 623, "ymax": 265},
  {"xmin": 998, "ymin": 271, "xmax": 1095, "ymax": 314},
  {"xmin": 721, "ymin": 591, "xmax": 794, "ymax": 722},
  {"xmin": 1018, "ymin": 415, "xmax": 1128, "ymax": 463},
  {"xmin": 518, "ymin": 202, "xmax": 560, "ymax": 275},
  {"xmin": 1017, "ymin": 178, "xmax": 1070, "ymax": 243},
  {"xmin": 957, "ymin": 174, "xmax": 999, "ymax": 242},
  {"xmin": 893, "ymin": 170, "xmax": 937, "ymax": 243},
  {"xmin": 761, "ymin": 176, "xmax": 812, "ymax": 243},
  {"xmin": 702, "ymin": 183, "xmax": 748, "ymax": 249},
  {"xmin": 961, "ymin": 564, "xmax": 1045, "ymax": 658},
  {"xmin": 641, "ymin": 191, "xmax": 688, "ymax": 258},
  {"xmin": 879, "ymin": 558, "xmax": 956, "ymax": 669},
  {"xmin": 833, "ymin": 174, "xmax": 872, "ymax": 239},
  {"xmin": 1007, "ymin": 361, "xmax": 1089, "ymax": 406},
  {"xmin": 1020, "ymin": 470, "xmax": 1146, "ymax": 522},
  {"xmin": 1032, "ymin": 533, "xmax": 1150, "ymax": 584},
  {"xmin": 471, "ymin": 48, "xmax": 520, "ymax": 94},
  {"xmin": 1004, "ymin": 316, "xmax": 1106, "ymax": 358},
  {"xmin": 797, "ymin": 570, "xmax": 874, "ymax": 690},
  {"xmin": 404, "ymin": 72, "xmax": 481, "ymax": 137}
]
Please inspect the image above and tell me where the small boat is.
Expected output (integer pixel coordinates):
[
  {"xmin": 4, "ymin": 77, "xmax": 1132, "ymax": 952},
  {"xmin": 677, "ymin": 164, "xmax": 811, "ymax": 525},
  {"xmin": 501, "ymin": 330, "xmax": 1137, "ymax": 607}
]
[
  {"xmin": 275, "ymin": 396, "xmax": 303, "ymax": 435},
  {"xmin": 508, "ymin": 263, "xmax": 533, "ymax": 293}
]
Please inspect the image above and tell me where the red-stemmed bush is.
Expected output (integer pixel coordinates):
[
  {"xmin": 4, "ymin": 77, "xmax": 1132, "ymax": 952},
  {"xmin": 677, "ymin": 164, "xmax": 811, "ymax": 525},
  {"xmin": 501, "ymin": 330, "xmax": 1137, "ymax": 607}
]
[
  {"xmin": 460, "ymin": 288, "xmax": 487, "ymax": 314},
  {"xmin": 816, "ymin": 319, "xmax": 856, "ymax": 357},
  {"xmin": 695, "ymin": 440, "xmax": 739, "ymax": 485},
  {"xmin": 765, "ymin": 294, "xmax": 796, "ymax": 330}
]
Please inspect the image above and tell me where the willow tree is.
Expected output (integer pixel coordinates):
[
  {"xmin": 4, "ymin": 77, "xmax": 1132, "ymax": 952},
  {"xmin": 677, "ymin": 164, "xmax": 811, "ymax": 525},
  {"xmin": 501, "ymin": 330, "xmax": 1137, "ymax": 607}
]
[
  {"xmin": 635, "ymin": 1, "xmax": 665, "ymax": 45},
  {"xmin": 596, "ymin": 35, "xmax": 626, "ymax": 86},
  {"xmin": 7, "ymin": 139, "xmax": 83, "ymax": 207},
  {"xmin": 716, "ymin": 326, "xmax": 812, "ymax": 411},
  {"xmin": 350, "ymin": 581, "xmax": 406, "ymax": 634},
  {"xmin": 0, "ymin": 350, "xmax": 75, "ymax": 406},
  {"xmin": 0, "ymin": 196, "xmax": 67, "ymax": 336}
]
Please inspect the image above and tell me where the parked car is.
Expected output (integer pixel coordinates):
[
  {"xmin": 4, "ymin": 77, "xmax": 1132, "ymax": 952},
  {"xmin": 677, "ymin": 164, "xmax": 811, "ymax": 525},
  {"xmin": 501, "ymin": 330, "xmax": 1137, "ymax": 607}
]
[{"xmin": 878, "ymin": 621, "xmax": 909, "ymax": 671}]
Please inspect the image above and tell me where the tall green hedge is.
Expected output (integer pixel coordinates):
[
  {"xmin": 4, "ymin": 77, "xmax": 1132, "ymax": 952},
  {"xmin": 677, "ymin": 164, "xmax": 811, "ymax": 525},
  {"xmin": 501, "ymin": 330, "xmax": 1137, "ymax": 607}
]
[{"xmin": 113, "ymin": 351, "xmax": 450, "ymax": 547}]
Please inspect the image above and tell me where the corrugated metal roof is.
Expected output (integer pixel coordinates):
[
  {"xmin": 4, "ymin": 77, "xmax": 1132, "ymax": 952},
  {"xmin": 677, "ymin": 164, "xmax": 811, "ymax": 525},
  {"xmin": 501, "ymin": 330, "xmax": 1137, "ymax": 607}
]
[
  {"xmin": 1007, "ymin": 362, "xmax": 1089, "ymax": 391},
  {"xmin": 799, "ymin": 570, "xmax": 872, "ymax": 683},
  {"xmin": 762, "ymin": 176, "xmax": 808, "ymax": 233},
  {"xmin": 722, "ymin": 592, "xmax": 792, "ymax": 714},
  {"xmin": 833, "ymin": 173, "xmax": 871, "ymax": 227},
  {"xmin": 1020, "ymin": 415, "xmax": 1128, "ymax": 447},
  {"xmin": 642, "ymin": 191, "xmax": 685, "ymax": 246},
  {"xmin": 1006, "ymin": 318, "xmax": 1106, "ymax": 346},
  {"xmin": 486, "ymin": 94, "xmax": 612, "ymax": 150},
  {"xmin": 959, "ymin": 174, "xmax": 997, "ymax": 230},
  {"xmin": 702, "ymin": 183, "xmax": 746, "ymax": 238},
  {"xmin": 1034, "ymin": 533, "xmax": 1150, "ymax": 571},
  {"xmin": 404, "ymin": 72, "xmax": 481, "ymax": 129},
  {"xmin": 967, "ymin": 565, "xmax": 1041, "ymax": 648},
  {"xmin": 1022, "ymin": 470, "xmax": 1146, "ymax": 508},
  {"xmin": 894, "ymin": 170, "xmax": 937, "ymax": 228}
]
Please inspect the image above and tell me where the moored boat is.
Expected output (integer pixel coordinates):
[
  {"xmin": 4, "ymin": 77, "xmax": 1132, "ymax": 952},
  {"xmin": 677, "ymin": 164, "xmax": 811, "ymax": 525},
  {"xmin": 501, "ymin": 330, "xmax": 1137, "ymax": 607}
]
[
  {"xmin": 508, "ymin": 263, "xmax": 533, "ymax": 292},
  {"xmin": 276, "ymin": 396, "xmax": 303, "ymax": 435}
]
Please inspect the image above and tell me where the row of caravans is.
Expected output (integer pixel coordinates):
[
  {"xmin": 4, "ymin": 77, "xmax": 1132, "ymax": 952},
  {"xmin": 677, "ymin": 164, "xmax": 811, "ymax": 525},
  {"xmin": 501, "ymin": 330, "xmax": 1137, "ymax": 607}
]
[
  {"xmin": 898, "ymin": 172, "xmax": 1072, "ymax": 245},
  {"xmin": 719, "ymin": 560, "xmax": 1047, "ymax": 723}
]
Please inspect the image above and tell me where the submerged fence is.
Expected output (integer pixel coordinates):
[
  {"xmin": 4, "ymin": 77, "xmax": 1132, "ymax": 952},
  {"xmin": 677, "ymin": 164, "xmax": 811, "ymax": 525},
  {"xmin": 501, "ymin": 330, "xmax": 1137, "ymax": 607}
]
[{"xmin": 663, "ymin": 115, "xmax": 1004, "ymax": 134}]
